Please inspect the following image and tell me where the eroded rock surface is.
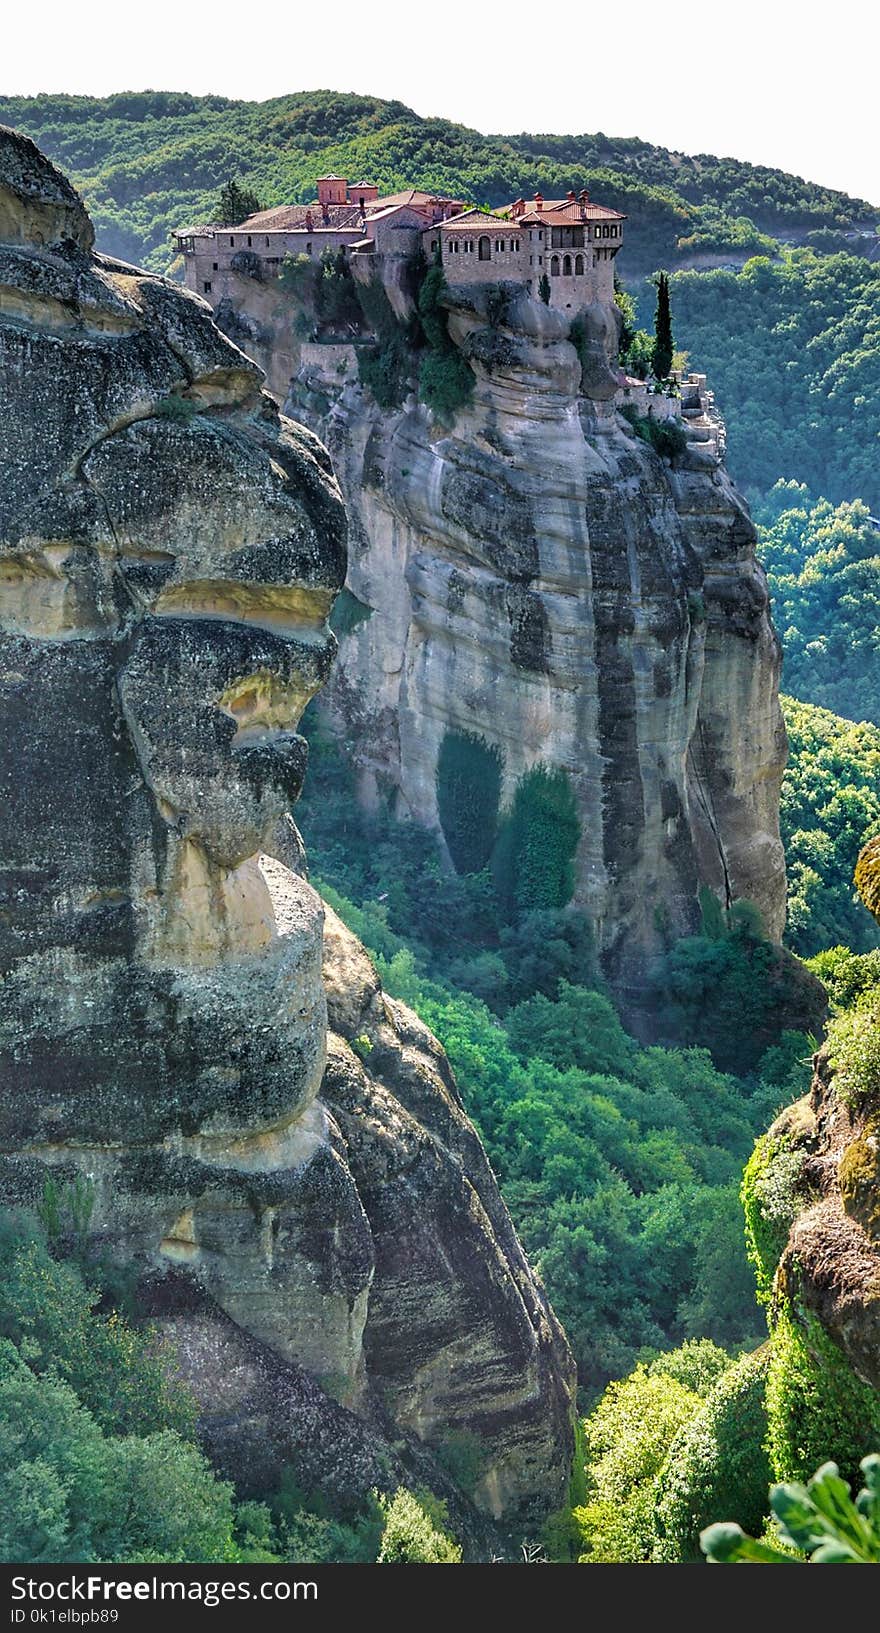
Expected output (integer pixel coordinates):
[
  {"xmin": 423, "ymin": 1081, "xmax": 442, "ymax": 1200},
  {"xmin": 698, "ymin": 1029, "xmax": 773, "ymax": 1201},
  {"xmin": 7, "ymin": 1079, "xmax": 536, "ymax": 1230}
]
[
  {"xmin": 0, "ymin": 127, "xmax": 574, "ymax": 1530},
  {"xmin": 288, "ymin": 280, "xmax": 787, "ymax": 1016}
]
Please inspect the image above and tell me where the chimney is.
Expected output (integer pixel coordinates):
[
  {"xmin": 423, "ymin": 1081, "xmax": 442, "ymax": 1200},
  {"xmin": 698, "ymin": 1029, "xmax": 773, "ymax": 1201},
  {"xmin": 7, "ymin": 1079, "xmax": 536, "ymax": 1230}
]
[
  {"xmin": 305, "ymin": 209, "xmax": 313, "ymax": 232},
  {"xmin": 567, "ymin": 189, "xmax": 576, "ymax": 202},
  {"xmin": 580, "ymin": 188, "xmax": 590, "ymax": 206},
  {"xmin": 534, "ymin": 191, "xmax": 543, "ymax": 212}
]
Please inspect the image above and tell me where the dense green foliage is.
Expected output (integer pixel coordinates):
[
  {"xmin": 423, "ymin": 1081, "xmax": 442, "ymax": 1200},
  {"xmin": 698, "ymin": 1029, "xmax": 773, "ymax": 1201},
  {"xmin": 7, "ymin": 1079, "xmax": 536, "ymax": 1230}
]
[
  {"xmin": 492, "ymin": 765, "xmax": 580, "ymax": 915},
  {"xmin": 652, "ymin": 272, "xmax": 674, "ymax": 380},
  {"xmin": 765, "ymin": 1309, "xmax": 880, "ymax": 1486},
  {"xmin": 0, "ymin": 1217, "xmax": 236, "ymax": 1563},
  {"xmin": 779, "ymin": 696, "xmax": 880, "ymax": 956},
  {"xmin": 416, "ymin": 258, "xmax": 474, "ymax": 422},
  {"xmin": 672, "ymin": 252, "xmax": 880, "ymax": 508},
  {"xmin": 701, "ymin": 1455, "xmax": 880, "ymax": 1563},
  {"xmin": 297, "ymin": 721, "xmax": 807, "ymax": 1391},
  {"xmin": 436, "ymin": 731, "xmax": 503, "ymax": 874},
  {"xmin": 213, "ymin": 179, "xmax": 263, "ymax": 225},
  {"xmin": 3, "ymin": 91, "xmax": 872, "ymax": 279},
  {"xmin": 575, "ymin": 1340, "xmax": 771, "ymax": 1565},
  {"xmin": 376, "ymin": 1490, "xmax": 461, "ymax": 1564},
  {"xmin": 759, "ymin": 488, "xmax": 880, "ymax": 725},
  {"xmin": 652, "ymin": 1348, "xmax": 772, "ymax": 1562},
  {"xmin": 652, "ymin": 895, "xmax": 824, "ymax": 1072},
  {"xmin": 619, "ymin": 402, "xmax": 688, "ymax": 460}
]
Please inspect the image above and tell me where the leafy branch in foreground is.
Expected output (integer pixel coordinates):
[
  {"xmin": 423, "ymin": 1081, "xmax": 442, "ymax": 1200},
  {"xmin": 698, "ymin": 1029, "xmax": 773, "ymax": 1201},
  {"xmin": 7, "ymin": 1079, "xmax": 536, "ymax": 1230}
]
[{"xmin": 701, "ymin": 1454, "xmax": 880, "ymax": 1562}]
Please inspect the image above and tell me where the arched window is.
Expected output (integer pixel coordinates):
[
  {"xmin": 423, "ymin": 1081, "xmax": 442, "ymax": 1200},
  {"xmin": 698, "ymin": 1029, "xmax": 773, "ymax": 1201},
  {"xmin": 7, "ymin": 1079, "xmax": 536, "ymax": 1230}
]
[
  {"xmin": 575, "ymin": 254, "xmax": 584, "ymax": 275},
  {"xmin": 478, "ymin": 236, "xmax": 491, "ymax": 261},
  {"xmin": 563, "ymin": 254, "xmax": 572, "ymax": 276},
  {"xmin": 550, "ymin": 255, "xmax": 560, "ymax": 277}
]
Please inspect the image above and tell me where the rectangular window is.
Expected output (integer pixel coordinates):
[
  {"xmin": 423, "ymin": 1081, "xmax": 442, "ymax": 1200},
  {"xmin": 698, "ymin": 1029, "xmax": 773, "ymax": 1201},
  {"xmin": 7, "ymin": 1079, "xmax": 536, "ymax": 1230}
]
[
  {"xmin": 247, "ymin": 236, "xmax": 252, "ymax": 247},
  {"xmin": 307, "ymin": 242, "xmax": 312, "ymax": 254},
  {"xmin": 538, "ymin": 254, "xmax": 543, "ymax": 264},
  {"xmin": 265, "ymin": 236, "xmax": 270, "ymax": 247},
  {"xmin": 499, "ymin": 240, "xmax": 505, "ymax": 252},
  {"xmin": 212, "ymin": 262, "xmax": 218, "ymax": 271},
  {"xmin": 203, "ymin": 280, "xmax": 212, "ymax": 293},
  {"xmin": 229, "ymin": 236, "xmax": 234, "ymax": 247}
]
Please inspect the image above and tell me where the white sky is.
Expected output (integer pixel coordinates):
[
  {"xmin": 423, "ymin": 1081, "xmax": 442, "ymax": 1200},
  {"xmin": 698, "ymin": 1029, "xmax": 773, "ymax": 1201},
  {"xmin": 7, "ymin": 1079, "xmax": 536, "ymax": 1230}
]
[{"xmin": 4, "ymin": 0, "xmax": 878, "ymax": 205}]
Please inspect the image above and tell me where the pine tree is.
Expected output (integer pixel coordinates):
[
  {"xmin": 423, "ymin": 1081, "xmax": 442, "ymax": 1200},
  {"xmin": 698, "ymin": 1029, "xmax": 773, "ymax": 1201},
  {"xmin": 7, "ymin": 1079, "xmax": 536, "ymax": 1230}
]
[
  {"xmin": 652, "ymin": 271, "xmax": 674, "ymax": 381},
  {"xmin": 214, "ymin": 180, "xmax": 263, "ymax": 226}
]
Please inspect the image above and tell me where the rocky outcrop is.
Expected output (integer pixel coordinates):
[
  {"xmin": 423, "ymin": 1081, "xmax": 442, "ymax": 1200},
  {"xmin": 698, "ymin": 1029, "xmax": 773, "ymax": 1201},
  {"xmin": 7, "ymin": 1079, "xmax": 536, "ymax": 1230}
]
[
  {"xmin": 760, "ymin": 840, "xmax": 880, "ymax": 1395},
  {"xmin": 287, "ymin": 280, "xmax": 787, "ymax": 1017},
  {"xmin": 0, "ymin": 127, "xmax": 574, "ymax": 1534}
]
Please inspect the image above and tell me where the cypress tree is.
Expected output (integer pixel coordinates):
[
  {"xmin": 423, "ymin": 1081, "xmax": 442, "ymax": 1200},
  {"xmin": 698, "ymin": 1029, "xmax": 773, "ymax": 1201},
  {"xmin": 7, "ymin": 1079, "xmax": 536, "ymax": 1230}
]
[
  {"xmin": 652, "ymin": 271, "xmax": 674, "ymax": 381},
  {"xmin": 215, "ymin": 179, "xmax": 263, "ymax": 226}
]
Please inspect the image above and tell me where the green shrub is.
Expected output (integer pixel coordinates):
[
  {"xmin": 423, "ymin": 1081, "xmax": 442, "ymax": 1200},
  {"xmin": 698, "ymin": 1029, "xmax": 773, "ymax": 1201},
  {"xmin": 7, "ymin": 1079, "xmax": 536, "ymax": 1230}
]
[
  {"xmin": 825, "ymin": 996, "xmax": 880, "ymax": 1109},
  {"xmin": 0, "ymin": 1337, "xmax": 234, "ymax": 1564},
  {"xmin": 619, "ymin": 401, "xmax": 687, "ymax": 460},
  {"xmin": 765, "ymin": 1308, "xmax": 880, "ymax": 1486},
  {"xmin": 416, "ymin": 258, "xmax": 474, "ymax": 423},
  {"xmin": 376, "ymin": 1489, "xmax": 461, "ymax": 1563},
  {"xmin": 741, "ymin": 1134, "xmax": 806, "ymax": 1304},
  {"xmin": 577, "ymin": 1355, "xmax": 705, "ymax": 1563},
  {"xmin": 492, "ymin": 764, "xmax": 580, "ymax": 916},
  {"xmin": 652, "ymin": 1346, "xmax": 772, "ymax": 1562},
  {"xmin": 0, "ymin": 1221, "xmax": 196, "ymax": 1440},
  {"xmin": 436, "ymin": 730, "xmax": 503, "ymax": 875},
  {"xmin": 329, "ymin": 587, "xmax": 372, "ymax": 639},
  {"xmin": 653, "ymin": 904, "xmax": 825, "ymax": 1073}
]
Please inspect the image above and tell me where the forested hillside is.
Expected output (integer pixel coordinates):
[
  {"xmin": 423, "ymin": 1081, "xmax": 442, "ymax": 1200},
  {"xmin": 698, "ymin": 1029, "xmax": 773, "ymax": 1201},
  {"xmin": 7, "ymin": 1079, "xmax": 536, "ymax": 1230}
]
[
  {"xmin": 0, "ymin": 89, "xmax": 875, "ymax": 278},
  {"xmin": 672, "ymin": 255, "xmax": 880, "ymax": 508}
]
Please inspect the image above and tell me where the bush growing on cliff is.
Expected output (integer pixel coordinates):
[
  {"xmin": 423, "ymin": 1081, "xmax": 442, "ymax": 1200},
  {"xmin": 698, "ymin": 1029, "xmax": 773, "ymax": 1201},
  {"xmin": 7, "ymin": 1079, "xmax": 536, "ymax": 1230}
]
[
  {"xmin": 416, "ymin": 258, "xmax": 474, "ymax": 424},
  {"xmin": 765, "ymin": 1309, "xmax": 880, "ymax": 1487},
  {"xmin": 652, "ymin": 897, "xmax": 825, "ymax": 1072},
  {"xmin": 436, "ymin": 730, "xmax": 503, "ymax": 875},
  {"xmin": 492, "ymin": 765, "xmax": 580, "ymax": 917}
]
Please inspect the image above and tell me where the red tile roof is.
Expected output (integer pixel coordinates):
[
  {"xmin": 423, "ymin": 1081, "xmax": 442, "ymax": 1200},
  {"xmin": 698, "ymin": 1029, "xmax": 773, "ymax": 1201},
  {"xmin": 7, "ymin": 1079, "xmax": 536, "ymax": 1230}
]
[
  {"xmin": 433, "ymin": 208, "xmax": 510, "ymax": 233},
  {"xmin": 236, "ymin": 203, "xmax": 363, "ymax": 231},
  {"xmin": 517, "ymin": 199, "xmax": 626, "ymax": 225}
]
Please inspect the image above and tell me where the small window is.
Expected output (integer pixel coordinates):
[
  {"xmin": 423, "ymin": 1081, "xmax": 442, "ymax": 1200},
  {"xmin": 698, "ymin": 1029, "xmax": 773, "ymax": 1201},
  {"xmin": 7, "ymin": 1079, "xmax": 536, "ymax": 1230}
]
[
  {"xmin": 499, "ymin": 240, "xmax": 505, "ymax": 252},
  {"xmin": 575, "ymin": 254, "xmax": 584, "ymax": 275},
  {"xmin": 212, "ymin": 261, "xmax": 218, "ymax": 271},
  {"xmin": 203, "ymin": 280, "xmax": 212, "ymax": 294},
  {"xmin": 307, "ymin": 242, "xmax": 312, "ymax": 254},
  {"xmin": 265, "ymin": 236, "xmax": 270, "ymax": 247},
  {"xmin": 229, "ymin": 236, "xmax": 234, "ymax": 247},
  {"xmin": 538, "ymin": 254, "xmax": 543, "ymax": 265},
  {"xmin": 247, "ymin": 235, "xmax": 252, "ymax": 247},
  {"xmin": 538, "ymin": 229, "xmax": 543, "ymax": 241}
]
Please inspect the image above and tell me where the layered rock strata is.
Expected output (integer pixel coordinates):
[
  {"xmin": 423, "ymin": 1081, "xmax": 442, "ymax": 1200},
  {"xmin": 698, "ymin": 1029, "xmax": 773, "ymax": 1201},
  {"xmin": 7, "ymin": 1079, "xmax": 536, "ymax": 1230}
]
[
  {"xmin": 0, "ymin": 127, "xmax": 574, "ymax": 1529},
  {"xmin": 288, "ymin": 282, "xmax": 788, "ymax": 1011}
]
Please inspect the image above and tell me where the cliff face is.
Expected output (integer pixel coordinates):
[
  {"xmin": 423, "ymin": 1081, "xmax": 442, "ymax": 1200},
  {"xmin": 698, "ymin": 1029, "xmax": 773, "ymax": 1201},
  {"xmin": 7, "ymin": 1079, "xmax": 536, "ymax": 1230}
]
[
  {"xmin": 0, "ymin": 128, "xmax": 574, "ymax": 1530},
  {"xmin": 287, "ymin": 282, "xmax": 787, "ymax": 1011}
]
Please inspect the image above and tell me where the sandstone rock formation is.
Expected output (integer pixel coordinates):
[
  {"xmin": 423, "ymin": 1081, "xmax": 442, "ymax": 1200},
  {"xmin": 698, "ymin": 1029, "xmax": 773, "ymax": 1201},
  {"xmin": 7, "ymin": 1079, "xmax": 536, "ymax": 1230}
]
[
  {"xmin": 0, "ymin": 127, "xmax": 574, "ymax": 1533},
  {"xmin": 287, "ymin": 278, "xmax": 788, "ymax": 1017},
  {"xmin": 760, "ymin": 839, "xmax": 880, "ymax": 1395}
]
